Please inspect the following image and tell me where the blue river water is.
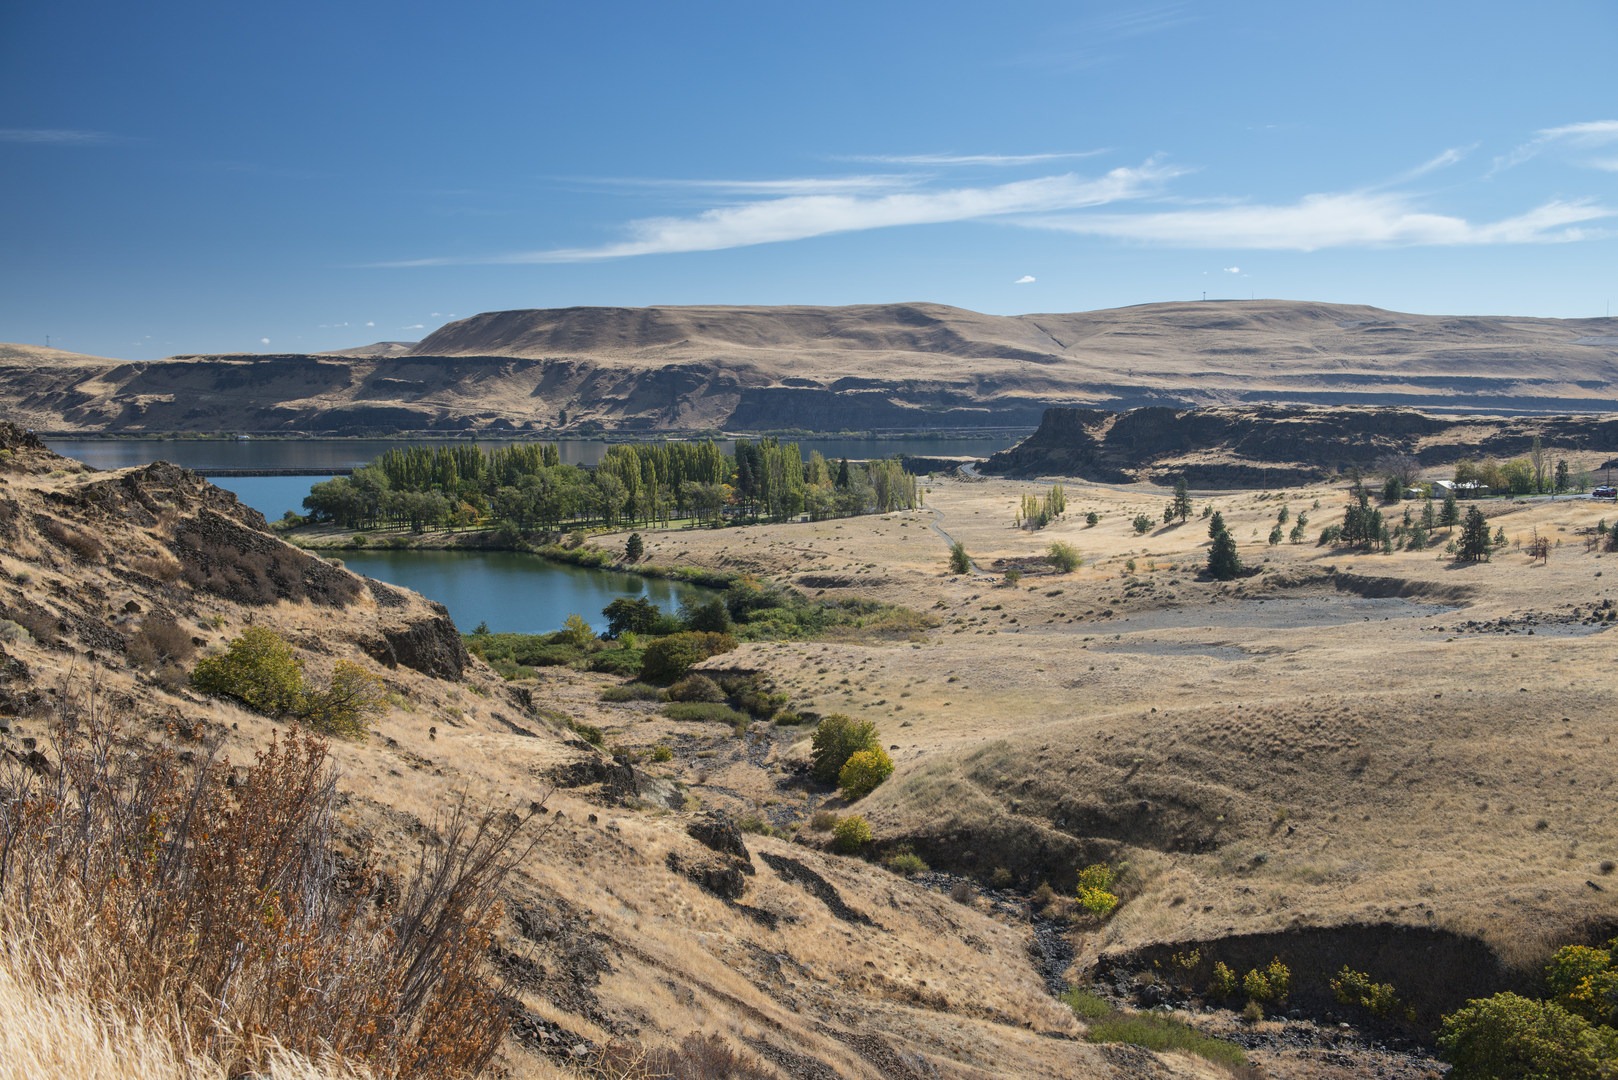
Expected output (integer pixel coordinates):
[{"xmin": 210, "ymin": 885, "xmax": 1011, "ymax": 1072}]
[{"xmin": 44, "ymin": 435, "xmax": 1018, "ymax": 633}]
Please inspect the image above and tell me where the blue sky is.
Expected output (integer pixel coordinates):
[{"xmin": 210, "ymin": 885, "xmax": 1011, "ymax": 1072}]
[{"xmin": 2, "ymin": 0, "xmax": 1614, "ymax": 358}]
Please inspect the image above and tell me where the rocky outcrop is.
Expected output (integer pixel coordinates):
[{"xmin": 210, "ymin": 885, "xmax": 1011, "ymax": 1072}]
[
  {"xmin": 686, "ymin": 810, "xmax": 754, "ymax": 866},
  {"xmin": 987, "ymin": 404, "xmax": 1618, "ymax": 484},
  {"xmin": 0, "ymin": 433, "xmax": 472, "ymax": 703},
  {"xmin": 362, "ymin": 611, "xmax": 469, "ymax": 680}
]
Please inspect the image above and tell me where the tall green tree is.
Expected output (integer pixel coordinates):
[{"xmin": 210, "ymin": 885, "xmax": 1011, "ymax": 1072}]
[
  {"xmin": 948, "ymin": 541, "xmax": 971, "ymax": 575},
  {"xmin": 1207, "ymin": 513, "xmax": 1242, "ymax": 580},
  {"xmin": 1172, "ymin": 477, "xmax": 1193, "ymax": 522},
  {"xmin": 1440, "ymin": 489, "xmax": 1460, "ymax": 529},
  {"xmin": 1457, "ymin": 506, "xmax": 1491, "ymax": 561}
]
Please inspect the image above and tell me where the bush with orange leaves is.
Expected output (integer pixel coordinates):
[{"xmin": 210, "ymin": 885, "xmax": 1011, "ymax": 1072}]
[{"xmin": 0, "ymin": 686, "xmax": 542, "ymax": 1079}]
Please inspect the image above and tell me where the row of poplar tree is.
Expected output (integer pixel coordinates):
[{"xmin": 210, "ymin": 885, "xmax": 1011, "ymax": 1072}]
[{"xmin": 300, "ymin": 438, "xmax": 919, "ymax": 532}]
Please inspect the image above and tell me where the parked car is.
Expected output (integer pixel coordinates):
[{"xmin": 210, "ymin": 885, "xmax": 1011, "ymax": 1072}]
[{"xmin": 1593, "ymin": 485, "xmax": 1617, "ymax": 499}]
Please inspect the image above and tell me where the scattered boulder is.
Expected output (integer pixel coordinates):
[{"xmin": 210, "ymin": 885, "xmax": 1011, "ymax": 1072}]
[
  {"xmin": 666, "ymin": 850, "xmax": 748, "ymax": 901},
  {"xmin": 362, "ymin": 612, "xmax": 469, "ymax": 679},
  {"xmin": 687, "ymin": 809, "xmax": 753, "ymax": 866}
]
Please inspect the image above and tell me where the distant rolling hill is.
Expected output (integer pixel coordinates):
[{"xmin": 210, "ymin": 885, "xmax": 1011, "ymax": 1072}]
[{"xmin": 3, "ymin": 300, "xmax": 1617, "ymax": 435}]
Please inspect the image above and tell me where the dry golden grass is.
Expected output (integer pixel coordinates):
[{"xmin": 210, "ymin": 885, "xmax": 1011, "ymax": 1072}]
[
  {"xmin": 0, "ymin": 939, "xmax": 371, "ymax": 1080},
  {"xmin": 10, "ymin": 431, "xmax": 1618, "ymax": 1077},
  {"xmin": 624, "ymin": 472, "xmax": 1618, "ymax": 976}
]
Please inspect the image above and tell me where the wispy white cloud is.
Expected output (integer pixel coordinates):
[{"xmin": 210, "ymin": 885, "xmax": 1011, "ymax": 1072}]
[
  {"xmin": 1028, "ymin": 192, "xmax": 1613, "ymax": 250},
  {"xmin": 1491, "ymin": 119, "xmax": 1618, "ymax": 175},
  {"xmin": 1223, "ymin": 266, "xmax": 1241, "ymax": 274},
  {"xmin": 379, "ymin": 162, "xmax": 1183, "ymax": 266},
  {"xmin": 592, "ymin": 174, "xmax": 923, "ymax": 196},
  {"xmin": 836, "ymin": 151, "xmax": 1106, "ymax": 168},
  {"xmin": 365, "ymin": 320, "xmax": 375, "ymax": 328},
  {"xmin": 0, "ymin": 127, "xmax": 125, "ymax": 145},
  {"xmin": 402, "ymin": 323, "xmax": 426, "ymax": 330},
  {"xmin": 1013, "ymin": 3, "xmax": 1195, "ymax": 71},
  {"xmin": 260, "ymin": 337, "xmax": 271, "ymax": 345},
  {"xmin": 1014, "ymin": 275, "xmax": 1036, "ymax": 284},
  {"xmin": 1396, "ymin": 146, "xmax": 1473, "ymax": 182}
]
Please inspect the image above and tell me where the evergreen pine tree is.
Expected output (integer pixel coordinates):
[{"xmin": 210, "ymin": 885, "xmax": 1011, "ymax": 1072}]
[
  {"xmin": 1207, "ymin": 519, "xmax": 1242, "ymax": 580},
  {"xmin": 1172, "ymin": 477, "xmax": 1193, "ymax": 522},
  {"xmin": 1457, "ymin": 506, "xmax": 1491, "ymax": 561},
  {"xmin": 1440, "ymin": 490, "xmax": 1460, "ymax": 529}
]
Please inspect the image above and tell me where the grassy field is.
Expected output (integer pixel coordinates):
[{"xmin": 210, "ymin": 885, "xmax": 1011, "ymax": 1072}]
[{"xmin": 3, "ymin": 430, "xmax": 1614, "ymax": 1078}]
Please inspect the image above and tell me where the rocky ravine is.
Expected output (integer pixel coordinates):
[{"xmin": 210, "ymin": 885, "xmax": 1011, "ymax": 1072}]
[
  {"xmin": 4, "ymin": 299, "xmax": 1617, "ymax": 435},
  {"xmin": 0, "ymin": 424, "xmax": 1211, "ymax": 1079}
]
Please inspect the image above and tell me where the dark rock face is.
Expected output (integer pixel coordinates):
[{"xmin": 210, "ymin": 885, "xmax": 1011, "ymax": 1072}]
[
  {"xmin": 665, "ymin": 850, "xmax": 748, "ymax": 901},
  {"xmin": 686, "ymin": 810, "xmax": 753, "ymax": 866},
  {"xmin": 986, "ymin": 405, "xmax": 1618, "ymax": 485},
  {"xmin": 0, "ymin": 645, "xmax": 42, "ymax": 718},
  {"xmin": 171, "ymin": 510, "xmax": 363, "ymax": 608},
  {"xmin": 361, "ymin": 612, "xmax": 469, "ymax": 679},
  {"xmin": 549, "ymin": 754, "xmax": 640, "ymax": 803}
]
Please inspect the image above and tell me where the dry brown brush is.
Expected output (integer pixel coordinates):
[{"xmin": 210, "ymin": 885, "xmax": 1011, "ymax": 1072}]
[{"xmin": 0, "ymin": 686, "xmax": 541, "ymax": 1078}]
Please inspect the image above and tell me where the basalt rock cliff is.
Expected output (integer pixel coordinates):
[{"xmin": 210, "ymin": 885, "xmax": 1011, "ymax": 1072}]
[
  {"xmin": 986, "ymin": 404, "xmax": 1618, "ymax": 485},
  {"xmin": 4, "ymin": 299, "xmax": 1616, "ymax": 435}
]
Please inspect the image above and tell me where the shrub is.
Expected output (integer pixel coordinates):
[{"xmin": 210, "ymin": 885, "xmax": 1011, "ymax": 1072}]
[
  {"xmin": 41, "ymin": 518, "xmax": 104, "ymax": 563},
  {"xmin": 624, "ymin": 531, "xmax": 644, "ymax": 562},
  {"xmin": 1132, "ymin": 513, "xmax": 1153, "ymax": 534},
  {"xmin": 838, "ymin": 747, "xmax": 894, "ymax": 798},
  {"xmin": 0, "ymin": 706, "xmax": 532, "ymax": 1078},
  {"xmin": 191, "ymin": 628, "xmax": 384, "ymax": 738},
  {"xmin": 719, "ymin": 674, "xmax": 787, "ymax": 719},
  {"xmin": 885, "ymin": 849, "xmax": 928, "ymax": 876},
  {"xmin": 638, "ymin": 631, "xmax": 737, "ymax": 684},
  {"xmin": 599, "ymin": 681, "xmax": 663, "ymax": 703},
  {"xmin": 1332, "ymin": 966, "xmax": 1404, "ymax": 1018},
  {"xmin": 663, "ymin": 702, "xmax": 751, "ymax": 731},
  {"xmin": 130, "ymin": 553, "xmax": 182, "ymax": 582},
  {"xmin": 559, "ymin": 612, "xmax": 595, "ymax": 648},
  {"xmin": 1208, "ymin": 960, "xmax": 1239, "ymax": 999},
  {"xmin": 948, "ymin": 541, "xmax": 971, "ymax": 575},
  {"xmin": 1047, "ymin": 541, "xmax": 1082, "ymax": 573},
  {"xmin": 808, "ymin": 809, "xmax": 838, "ymax": 832},
  {"xmin": 568, "ymin": 719, "xmax": 604, "ymax": 746},
  {"xmin": 585, "ymin": 646, "xmax": 643, "ymax": 676},
  {"xmin": 650, "ymin": 743, "xmax": 674, "ymax": 763},
  {"xmin": 667, "ymin": 673, "xmax": 726, "ymax": 703},
  {"xmin": 190, "ymin": 626, "xmax": 306, "ymax": 717},
  {"xmin": 1545, "ymin": 941, "xmax": 1618, "ymax": 1025},
  {"xmin": 810, "ymin": 714, "xmax": 881, "ymax": 785},
  {"xmin": 1074, "ymin": 863, "xmax": 1120, "ymax": 918},
  {"xmin": 593, "ymin": 1031, "xmax": 776, "ymax": 1080},
  {"xmin": 1438, "ymin": 993, "xmax": 1615, "ymax": 1080},
  {"xmin": 831, "ymin": 814, "xmax": 872, "ymax": 853},
  {"xmin": 1243, "ymin": 957, "xmax": 1291, "ymax": 1003},
  {"xmin": 1061, "ymin": 987, "xmax": 1114, "ymax": 1020},
  {"xmin": 300, "ymin": 660, "xmax": 386, "ymax": 738},
  {"xmin": 1085, "ymin": 511, "xmax": 1100, "ymax": 527},
  {"xmin": 1084, "ymin": 1013, "xmax": 1247, "ymax": 1069}
]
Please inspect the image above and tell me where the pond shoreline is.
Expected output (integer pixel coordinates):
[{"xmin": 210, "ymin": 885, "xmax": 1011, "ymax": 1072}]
[{"xmin": 288, "ymin": 523, "xmax": 740, "ymax": 591}]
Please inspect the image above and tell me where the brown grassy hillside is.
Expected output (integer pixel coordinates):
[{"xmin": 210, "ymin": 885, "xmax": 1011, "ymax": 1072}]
[
  {"xmin": 3, "ymin": 300, "xmax": 1615, "ymax": 435},
  {"xmin": 0, "ymin": 425, "xmax": 1214, "ymax": 1079}
]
